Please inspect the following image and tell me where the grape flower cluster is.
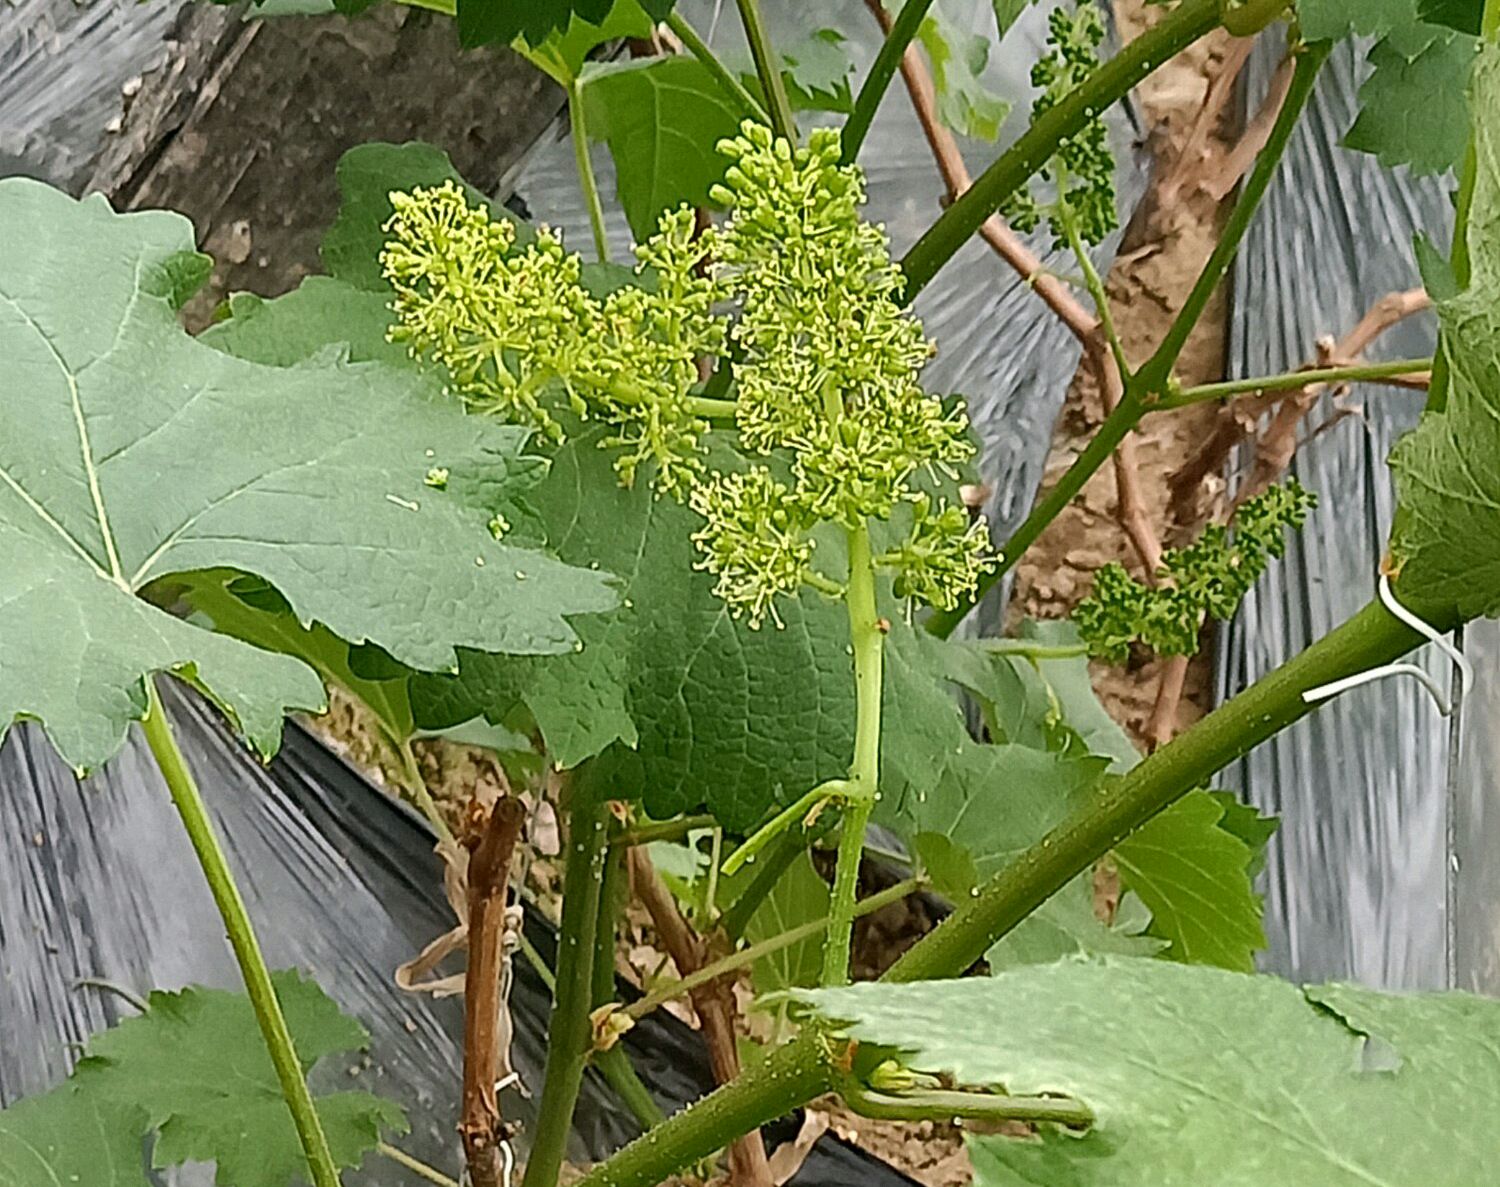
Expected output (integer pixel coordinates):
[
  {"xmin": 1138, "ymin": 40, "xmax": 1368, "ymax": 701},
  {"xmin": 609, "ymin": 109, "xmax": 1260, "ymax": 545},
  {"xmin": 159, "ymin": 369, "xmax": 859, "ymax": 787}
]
[
  {"xmin": 381, "ymin": 122, "xmax": 992, "ymax": 628},
  {"xmin": 1075, "ymin": 480, "xmax": 1317, "ymax": 662},
  {"xmin": 1001, "ymin": 1, "xmax": 1118, "ymax": 249}
]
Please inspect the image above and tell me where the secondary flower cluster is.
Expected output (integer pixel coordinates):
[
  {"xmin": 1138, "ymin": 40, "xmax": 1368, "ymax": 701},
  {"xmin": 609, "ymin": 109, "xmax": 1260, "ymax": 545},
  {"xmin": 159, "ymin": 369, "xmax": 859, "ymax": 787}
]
[
  {"xmin": 1075, "ymin": 480, "xmax": 1317, "ymax": 662},
  {"xmin": 382, "ymin": 185, "xmax": 723, "ymax": 494},
  {"xmin": 1001, "ymin": 1, "xmax": 1118, "ymax": 249},
  {"xmin": 381, "ymin": 123, "xmax": 992, "ymax": 628}
]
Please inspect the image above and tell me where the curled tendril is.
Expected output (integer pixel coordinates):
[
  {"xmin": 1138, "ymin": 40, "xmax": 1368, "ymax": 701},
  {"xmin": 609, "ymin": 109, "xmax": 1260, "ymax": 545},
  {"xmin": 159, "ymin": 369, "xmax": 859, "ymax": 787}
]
[
  {"xmin": 1075, "ymin": 480, "xmax": 1318, "ymax": 663},
  {"xmin": 1000, "ymin": 2, "xmax": 1118, "ymax": 249}
]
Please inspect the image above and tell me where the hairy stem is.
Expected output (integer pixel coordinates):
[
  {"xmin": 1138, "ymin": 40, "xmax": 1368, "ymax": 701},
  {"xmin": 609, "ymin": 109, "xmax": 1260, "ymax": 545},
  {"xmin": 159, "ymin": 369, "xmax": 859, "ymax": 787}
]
[
  {"xmin": 665, "ymin": 11, "xmax": 770, "ymax": 121},
  {"xmin": 1157, "ymin": 357, "xmax": 1433, "ymax": 409},
  {"xmin": 823, "ymin": 523, "xmax": 884, "ymax": 987},
  {"xmin": 521, "ymin": 779, "xmax": 610, "ymax": 1187},
  {"xmin": 141, "ymin": 679, "xmax": 340, "ymax": 1187},
  {"xmin": 735, "ymin": 0, "xmax": 796, "ymax": 142},
  {"xmin": 843, "ymin": 0, "xmax": 939, "ymax": 163},
  {"xmin": 575, "ymin": 1028, "xmax": 836, "ymax": 1187},
  {"xmin": 568, "ymin": 79, "xmax": 611, "ymax": 264},
  {"xmin": 900, "ymin": 0, "xmax": 1224, "ymax": 301},
  {"xmin": 926, "ymin": 39, "xmax": 1327, "ymax": 638}
]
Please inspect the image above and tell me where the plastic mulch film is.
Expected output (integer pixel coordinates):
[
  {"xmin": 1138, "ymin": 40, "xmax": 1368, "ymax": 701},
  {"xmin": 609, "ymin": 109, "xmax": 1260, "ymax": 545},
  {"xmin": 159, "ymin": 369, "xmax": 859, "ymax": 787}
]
[
  {"xmin": 1217, "ymin": 32, "xmax": 1459, "ymax": 990},
  {"xmin": 0, "ymin": 681, "xmax": 918, "ymax": 1185}
]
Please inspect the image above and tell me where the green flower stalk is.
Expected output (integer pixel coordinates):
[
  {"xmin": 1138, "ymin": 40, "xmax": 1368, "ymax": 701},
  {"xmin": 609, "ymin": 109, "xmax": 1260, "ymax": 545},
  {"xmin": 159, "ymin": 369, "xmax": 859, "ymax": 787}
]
[{"xmin": 381, "ymin": 121, "xmax": 995, "ymax": 988}]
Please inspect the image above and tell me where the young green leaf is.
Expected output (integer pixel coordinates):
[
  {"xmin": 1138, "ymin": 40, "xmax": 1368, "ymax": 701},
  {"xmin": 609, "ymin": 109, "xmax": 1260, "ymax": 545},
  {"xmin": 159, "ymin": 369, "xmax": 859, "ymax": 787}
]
[
  {"xmin": 455, "ymin": 0, "xmax": 671, "ymax": 50},
  {"xmin": 202, "ymin": 279, "xmax": 411, "ymax": 367},
  {"xmin": 1418, "ymin": 0, "xmax": 1481, "ymax": 33},
  {"xmin": 916, "ymin": 2, "xmax": 1012, "ymax": 140},
  {"xmin": 797, "ymin": 958, "xmax": 1500, "ymax": 1186},
  {"xmin": 780, "ymin": 28, "xmax": 858, "ymax": 114},
  {"xmin": 581, "ymin": 55, "xmax": 750, "ymax": 240},
  {"xmin": 1344, "ymin": 25, "xmax": 1477, "ymax": 175},
  {"xmin": 0, "ymin": 178, "xmax": 615, "ymax": 771},
  {"xmin": 1113, "ymin": 789, "xmax": 1269, "ymax": 970},
  {"xmin": 0, "ymin": 974, "xmax": 403, "ymax": 1187},
  {"xmin": 1391, "ymin": 45, "xmax": 1500, "ymax": 617}
]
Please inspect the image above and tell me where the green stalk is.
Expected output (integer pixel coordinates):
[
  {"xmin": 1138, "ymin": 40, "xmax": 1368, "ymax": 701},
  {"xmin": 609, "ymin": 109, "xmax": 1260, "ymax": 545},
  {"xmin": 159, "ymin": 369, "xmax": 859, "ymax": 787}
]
[
  {"xmin": 590, "ymin": 838, "xmax": 666, "ymax": 1131},
  {"xmin": 666, "ymin": 11, "xmax": 770, "ymax": 122},
  {"xmin": 900, "ymin": 0, "xmax": 1224, "ymax": 301},
  {"xmin": 141, "ymin": 679, "xmax": 340, "ymax": 1187},
  {"xmin": 734, "ymin": 0, "xmax": 796, "ymax": 142},
  {"xmin": 1061, "ymin": 200, "xmax": 1131, "ymax": 380},
  {"xmin": 842, "ymin": 0, "xmax": 938, "ymax": 164},
  {"xmin": 926, "ymin": 40, "xmax": 1327, "ymax": 639},
  {"xmin": 611, "ymin": 813, "xmax": 717, "ymax": 848},
  {"xmin": 574, "ymin": 594, "xmax": 1445, "ymax": 1187},
  {"xmin": 378, "ymin": 1142, "xmax": 461, "ymax": 1187},
  {"xmin": 568, "ymin": 79, "xmax": 611, "ymax": 263},
  {"xmin": 521, "ymin": 779, "xmax": 610, "ymax": 1187},
  {"xmin": 721, "ymin": 780, "xmax": 845, "ymax": 876},
  {"xmin": 1156, "ymin": 357, "xmax": 1433, "ymax": 409},
  {"xmin": 822, "ymin": 523, "xmax": 884, "ymax": 988},
  {"xmin": 717, "ymin": 821, "xmax": 820, "ymax": 942}
]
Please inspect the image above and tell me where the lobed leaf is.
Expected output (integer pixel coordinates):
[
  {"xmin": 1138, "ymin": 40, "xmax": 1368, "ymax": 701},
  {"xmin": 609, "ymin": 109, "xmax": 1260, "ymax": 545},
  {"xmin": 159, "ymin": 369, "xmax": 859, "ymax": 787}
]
[
  {"xmin": 797, "ymin": 958, "xmax": 1500, "ymax": 1186},
  {"xmin": 0, "ymin": 178, "xmax": 615, "ymax": 772}
]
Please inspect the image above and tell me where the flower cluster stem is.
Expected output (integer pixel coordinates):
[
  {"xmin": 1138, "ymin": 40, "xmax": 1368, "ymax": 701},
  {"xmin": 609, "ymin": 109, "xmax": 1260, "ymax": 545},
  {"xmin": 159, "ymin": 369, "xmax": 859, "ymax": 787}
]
[
  {"xmin": 141, "ymin": 679, "xmax": 340, "ymax": 1187},
  {"xmin": 822, "ymin": 522, "xmax": 885, "ymax": 988}
]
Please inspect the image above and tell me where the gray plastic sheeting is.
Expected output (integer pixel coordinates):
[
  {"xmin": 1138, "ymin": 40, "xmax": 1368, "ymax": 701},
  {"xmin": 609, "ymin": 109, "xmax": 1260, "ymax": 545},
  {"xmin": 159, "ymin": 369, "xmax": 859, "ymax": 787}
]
[{"xmin": 1217, "ymin": 33, "xmax": 1461, "ymax": 990}]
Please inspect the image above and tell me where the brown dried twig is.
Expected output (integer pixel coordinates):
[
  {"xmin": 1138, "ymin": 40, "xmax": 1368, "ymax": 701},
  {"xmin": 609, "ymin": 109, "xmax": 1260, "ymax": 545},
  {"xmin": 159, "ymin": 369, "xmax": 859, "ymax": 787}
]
[{"xmin": 460, "ymin": 795, "xmax": 528, "ymax": 1187}]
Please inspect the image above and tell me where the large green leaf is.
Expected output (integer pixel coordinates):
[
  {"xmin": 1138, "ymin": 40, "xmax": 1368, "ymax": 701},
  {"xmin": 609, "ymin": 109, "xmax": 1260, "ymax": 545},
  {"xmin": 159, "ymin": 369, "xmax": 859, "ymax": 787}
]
[
  {"xmin": 0, "ymin": 1089, "xmax": 149, "ymax": 1187},
  {"xmin": 0, "ymin": 973, "xmax": 404, "ymax": 1187},
  {"xmin": 581, "ymin": 55, "xmax": 750, "ymax": 241},
  {"xmin": 410, "ymin": 432, "xmax": 856, "ymax": 829},
  {"xmin": 1391, "ymin": 45, "xmax": 1500, "ymax": 617},
  {"xmin": 798, "ymin": 958, "xmax": 1500, "ymax": 1186},
  {"xmin": 0, "ymin": 178, "xmax": 615, "ymax": 771},
  {"xmin": 1296, "ymin": 0, "xmax": 1424, "ymax": 39}
]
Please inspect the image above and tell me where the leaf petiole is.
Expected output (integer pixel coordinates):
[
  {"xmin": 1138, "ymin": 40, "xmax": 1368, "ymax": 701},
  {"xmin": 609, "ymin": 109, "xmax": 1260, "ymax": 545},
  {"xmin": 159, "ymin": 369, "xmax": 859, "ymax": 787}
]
[
  {"xmin": 721, "ymin": 780, "xmax": 850, "ymax": 877},
  {"xmin": 141, "ymin": 678, "xmax": 340, "ymax": 1187}
]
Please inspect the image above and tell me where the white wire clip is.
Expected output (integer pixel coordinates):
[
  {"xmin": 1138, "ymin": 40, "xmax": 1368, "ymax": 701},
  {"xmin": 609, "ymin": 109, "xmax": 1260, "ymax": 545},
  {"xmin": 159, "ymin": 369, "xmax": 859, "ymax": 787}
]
[{"xmin": 1302, "ymin": 576, "xmax": 1474, "ymax": 716}]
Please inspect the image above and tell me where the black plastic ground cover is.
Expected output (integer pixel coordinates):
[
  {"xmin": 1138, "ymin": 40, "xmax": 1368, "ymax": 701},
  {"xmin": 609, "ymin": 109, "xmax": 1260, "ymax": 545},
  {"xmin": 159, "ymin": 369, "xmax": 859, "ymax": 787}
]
[{"xmin": 0, "ymin": 681, "xmax": 916, "ymax": 1185}]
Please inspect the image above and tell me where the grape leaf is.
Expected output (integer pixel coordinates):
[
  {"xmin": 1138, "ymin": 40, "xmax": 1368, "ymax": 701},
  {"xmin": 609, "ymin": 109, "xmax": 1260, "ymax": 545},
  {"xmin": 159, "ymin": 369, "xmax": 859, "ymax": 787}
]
[
  {"xmin": 581, "ymin": 55, "xmax": 750, "ymax": 240},
  {"xmin": 991, "ymin": 0, "xmax": 1039, "ymax": 39},
  {"xmin": 320, "ymin": 141, "xmax": 518, "ymax": 290},
  {"xmin": 524, "ymin": 0, "xmax": 657, "ymax": 85},
  {"xmin": 1345, "ymin": 26, "xmax": 1477, "ymax": 174},
  {"xmin": 202, "ymin": 279, "xmax": 409, "ymax": 367},
  {"xmin": 739, "ymin": 851, "xmax": 831, "ymax": 992},
  {"xmin": 1391, "ymin": 45, "xmax": 1500, "ymax": 618},
  {"xmin": 917, "ymin": 2, "xmax": 1011, "ymax": 141},
  {"xmin": 1419, "ymin": 0, "xmax": 1482, "ymax": 32},
  {"xmin": 0, "ymin": 178, "xmax": 615, "ymax": 771},
  {"xmin": 781, "ymin": 29, "xmax": 857, "ymax": 114},
  {"xmin": 798, "ymin": 958, "xmax": 1500, "ymax": 1186},
  {"xmin": 410, "ymin": 432, "xmax": 856, "ymax": 830},
  {"xmin": 1113, "ymin": 789, "xmax": 1269, "ymax": 970},
  {"xmin": 0, "ymin": 1088, "xmax": 149, "ymax": 1187},
  {"xmin": 1295, "ymin": 0, "xmax": 1425, "ymax": 40},
  {"xmin": 79, "ymin": 973, "xmax": 400, "ymax": 1187}
]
